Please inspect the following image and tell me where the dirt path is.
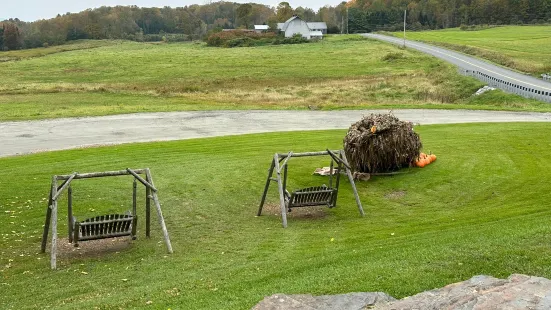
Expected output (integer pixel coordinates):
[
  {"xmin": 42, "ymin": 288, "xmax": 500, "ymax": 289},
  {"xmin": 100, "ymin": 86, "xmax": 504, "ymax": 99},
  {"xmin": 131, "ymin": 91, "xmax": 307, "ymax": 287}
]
[{"xmin": 1, "ymin": 109, "xmax": 550, "ymax": 157}]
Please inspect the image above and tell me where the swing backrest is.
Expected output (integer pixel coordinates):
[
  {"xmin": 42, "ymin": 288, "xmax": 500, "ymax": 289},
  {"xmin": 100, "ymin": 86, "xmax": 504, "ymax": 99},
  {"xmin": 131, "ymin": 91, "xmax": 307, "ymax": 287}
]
[
  {"xmin": 75, "ymin": 213, "xmax": 135, "ymax": 242},
  {"xmin": 289, "ymin": 185, "xmax": 337, "ymax": 208}
]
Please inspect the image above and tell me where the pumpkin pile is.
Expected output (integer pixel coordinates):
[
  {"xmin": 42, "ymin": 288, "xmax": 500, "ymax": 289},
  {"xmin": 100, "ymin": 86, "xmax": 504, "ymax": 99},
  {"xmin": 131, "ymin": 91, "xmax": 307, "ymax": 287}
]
[
  {"xmin": 415, "ymin": 152, "xmax": 437, "ymax": 168},
  {"xmin": 343, "ymin": 113, "xmax": 422, "ymax": 173}
]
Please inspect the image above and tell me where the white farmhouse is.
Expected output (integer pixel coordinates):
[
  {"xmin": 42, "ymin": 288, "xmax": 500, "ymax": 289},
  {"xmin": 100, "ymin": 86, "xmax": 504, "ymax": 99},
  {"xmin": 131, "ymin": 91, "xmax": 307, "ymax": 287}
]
[{"xmin": 275, "ymin": 16, "xmax": 327, "ymax": 40}]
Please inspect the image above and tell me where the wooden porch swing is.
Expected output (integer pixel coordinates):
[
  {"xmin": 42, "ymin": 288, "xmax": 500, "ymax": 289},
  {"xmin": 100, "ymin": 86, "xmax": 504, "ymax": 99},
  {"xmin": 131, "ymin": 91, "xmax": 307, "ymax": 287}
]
[
  {"xmin": 40, "ymin": 168, "xmax": 173, "ymax": 269},
  {"xmin": 258, "ymin": 149, "xmax": 365, "ymax": 228}
]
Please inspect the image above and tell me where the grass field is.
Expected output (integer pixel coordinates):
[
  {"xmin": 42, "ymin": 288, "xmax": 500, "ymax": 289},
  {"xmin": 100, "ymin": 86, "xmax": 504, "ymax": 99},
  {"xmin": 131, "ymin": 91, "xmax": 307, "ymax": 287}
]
[
  {"xmin": 0, "ymin": 35, "xmax": 548, "ymax": 121},
  {"xmin": 2, "ymin": 123, "xmax": 551, "ymax": 309},
  {"xmin": 395, "ymin": 26, "xmax": 551, "ymax": 75}
]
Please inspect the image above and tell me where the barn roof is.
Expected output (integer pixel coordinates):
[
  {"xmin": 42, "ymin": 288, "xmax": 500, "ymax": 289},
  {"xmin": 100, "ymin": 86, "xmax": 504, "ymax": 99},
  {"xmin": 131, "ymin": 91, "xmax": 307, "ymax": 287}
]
[
  {"xmin": 276, "ymin": 18, "xmax": 328, "ymax": 31},
  {"xmin": 307, "ymin": 22, "xmax": 327, "ymax": 29},
  {"xmin": 280, "ymin": 16, "xmax": 301, "ymax": 31}
]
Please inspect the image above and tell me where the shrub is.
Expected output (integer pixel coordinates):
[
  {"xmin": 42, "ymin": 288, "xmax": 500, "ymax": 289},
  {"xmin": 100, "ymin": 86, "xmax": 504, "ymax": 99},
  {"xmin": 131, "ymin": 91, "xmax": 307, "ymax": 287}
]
[
  {"xmin": 206, "ymin": 30, "xmax": 275, "ymax": 47},
  {"xmin": 206, "ymin": 31, "xmax": 309, "ymax": 48}
]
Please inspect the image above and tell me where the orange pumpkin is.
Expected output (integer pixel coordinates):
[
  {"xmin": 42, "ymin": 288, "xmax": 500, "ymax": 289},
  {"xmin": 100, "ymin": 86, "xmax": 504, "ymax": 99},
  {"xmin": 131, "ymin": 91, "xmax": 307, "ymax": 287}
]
[
  {"xmin": 423, "ymin": 158, "xmax": 431, "ymax": 166},
  {"xmin": 416, "ymin": 160, "xmax": 426, "ymax": 168},
  {"xmin": 430, "ymin": 154, "xmax": 437, "ymax": 162},
  {"xmin": 371, "ymin": 126, "xmax": 377, "ymax": 133}
]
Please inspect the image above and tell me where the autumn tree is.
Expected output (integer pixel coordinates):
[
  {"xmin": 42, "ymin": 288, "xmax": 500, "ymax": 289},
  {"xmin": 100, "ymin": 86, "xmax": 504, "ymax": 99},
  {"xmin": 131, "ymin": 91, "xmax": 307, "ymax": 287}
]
[
  {"xmin": 276, "ymin": 2, "xmax": 294, "ymax": 21},
  {"xmin": 237, "ymin": 3, "xmax": 253, "ymax": 28},
  {"xmin": 3, "ymin": 23, "xmax": 21, "ymax": 50},
  {"xmin": 0, "ymin": 24, "xmax": 4, "ymax": 50}
]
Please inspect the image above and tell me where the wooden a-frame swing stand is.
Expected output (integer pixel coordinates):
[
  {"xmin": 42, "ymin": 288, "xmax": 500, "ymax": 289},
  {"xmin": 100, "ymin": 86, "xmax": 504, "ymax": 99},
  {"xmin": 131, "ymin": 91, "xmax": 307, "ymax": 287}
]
[
  {"xmin": 258, "ymin": 149, "xmax": 365, "ymax": 228},
  {"xmin": 40, "ymin": 168, "xmax": 173, "ymax": 270}
]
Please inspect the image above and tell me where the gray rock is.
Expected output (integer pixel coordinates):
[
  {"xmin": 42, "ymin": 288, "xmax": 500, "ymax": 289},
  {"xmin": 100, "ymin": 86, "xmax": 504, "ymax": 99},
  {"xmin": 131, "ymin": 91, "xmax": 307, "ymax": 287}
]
[
  {"xmin": 253, "ymin": 274, "xmax": 551, "ymax": 310},
  {"xmin": 474, "ymin": 86, "xmax": 496, "ymax": 96},
  {"xmin": 252, "ymin": 292, "xmax": 395, "ymax": 310},
  {"xmin": 376, "ymin": 274, "xmax": 551, "ymax": 310}
]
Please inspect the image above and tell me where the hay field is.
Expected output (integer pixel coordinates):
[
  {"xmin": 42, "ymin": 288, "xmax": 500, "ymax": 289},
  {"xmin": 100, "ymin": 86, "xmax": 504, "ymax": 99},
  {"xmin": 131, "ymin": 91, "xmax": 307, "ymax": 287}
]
[{"xmin": 0, "ymin": 35, "xmax": 547, "ymax": 121}]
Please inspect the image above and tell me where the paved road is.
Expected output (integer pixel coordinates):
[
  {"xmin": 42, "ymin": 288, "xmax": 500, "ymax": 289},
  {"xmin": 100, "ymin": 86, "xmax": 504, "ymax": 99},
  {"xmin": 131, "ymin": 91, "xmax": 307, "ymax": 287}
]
[
  {"xmin": 1, "ymin": 109, "xmax": 550, "ymax": 158},
  {"xmin": 363, "ymin": 34, "xmax": 551, "ymax": 102}
]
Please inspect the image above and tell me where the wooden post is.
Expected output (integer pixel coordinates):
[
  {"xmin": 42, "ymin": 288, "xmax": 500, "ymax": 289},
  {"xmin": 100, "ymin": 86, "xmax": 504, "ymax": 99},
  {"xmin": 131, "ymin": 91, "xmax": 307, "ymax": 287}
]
[
  {"xmin": 50, "ymin": 176, "xmax": 58, "ymax": 270},
  {"xmin": 146, "ymin": 186, "xmax": 151, "ymax": 238},
  {"xmin": 132, "ymin": 179, "xmax": 137, "ymax": 238},
  {"xmin": 40, "ymin": 185, "xmax": 54, "ymax": 253},
  {"xmin": 273, "ymin": 154, "xmax": 288, "ymax": 228},
  {"xmin": 257, "ymin": 159, "xmax": 275, "ymax": 216},
  {"xmin": 340, "ymin": 151, "xmax": 365, "ymax": 216},
  {"xmin": 68, "ymin": 186, "xmax": 73, "ymax": 243},
  {"xmin": 332, "ymin": 161, "xmax": 342, "ymax": 207},
  {"xmin": 145, "ymin": 169, "xmax": 173, "ymax": 253},
  {"xmin": 283, "ymin": 162, "xmax": 288, "ymax": 197},
  {"xmin": 329, "ymin": 160, "xmax": 334, "ymax": 188}
]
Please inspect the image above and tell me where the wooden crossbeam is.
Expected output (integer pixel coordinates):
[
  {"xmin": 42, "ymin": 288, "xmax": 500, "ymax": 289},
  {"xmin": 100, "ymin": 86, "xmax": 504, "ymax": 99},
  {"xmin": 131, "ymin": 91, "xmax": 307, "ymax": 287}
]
[
  {"xmin": 127, "ymin": 168, "xmax": 157, "ymax": 192},
  {"xmin": 277, "ymin": 151, "xmax": 293, "ymax": 173},
  {"xmin": 56, "ymin": 169, "xmax": 147, "ymax": 180},
  {"xmin": 276, "ymin": 150, "xmax": 341, "ymax": 159},
  {"xmin": 52, "ymin": 172, "xmax": 77, "ymax": 201},
  {"xmin": 326, "ymin": 149, "xmax": 351, "ymax": 170}
]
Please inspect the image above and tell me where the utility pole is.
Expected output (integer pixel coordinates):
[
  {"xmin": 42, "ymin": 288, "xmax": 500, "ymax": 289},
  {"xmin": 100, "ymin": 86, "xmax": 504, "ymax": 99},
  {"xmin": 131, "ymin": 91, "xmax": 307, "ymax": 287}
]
[{"xmin": 403, "ymin": 9, "xmax": 406, "ymax": 48}]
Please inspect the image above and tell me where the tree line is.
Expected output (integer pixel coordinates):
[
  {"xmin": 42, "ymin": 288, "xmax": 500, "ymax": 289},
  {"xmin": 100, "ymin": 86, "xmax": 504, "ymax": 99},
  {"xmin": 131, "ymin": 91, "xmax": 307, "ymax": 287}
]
[
  {"xmin": 348, "ymin": 0, "xmax": 551, "ymax": 32},
  {"xmin": 1, "ymin": 0, "xmax": 550, "ymax": 51},
  {"xmin": 0, "ymin": 2, "xmax": 347, "ymax": 51}
]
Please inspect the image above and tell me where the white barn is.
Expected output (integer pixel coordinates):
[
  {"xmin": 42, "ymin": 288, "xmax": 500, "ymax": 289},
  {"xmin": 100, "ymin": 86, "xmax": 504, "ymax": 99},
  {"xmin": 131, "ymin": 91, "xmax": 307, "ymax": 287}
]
[{"xmin": 276, "ymin": 16, "xmax": 327, "ymax": 40}]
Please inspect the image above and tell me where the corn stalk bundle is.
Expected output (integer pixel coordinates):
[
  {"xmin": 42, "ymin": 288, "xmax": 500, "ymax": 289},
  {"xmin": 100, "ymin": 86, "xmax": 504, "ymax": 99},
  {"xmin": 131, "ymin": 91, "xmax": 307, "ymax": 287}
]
[{"xmin": 343, "ymin": 113, "xmax": 422, "ymax": 173}]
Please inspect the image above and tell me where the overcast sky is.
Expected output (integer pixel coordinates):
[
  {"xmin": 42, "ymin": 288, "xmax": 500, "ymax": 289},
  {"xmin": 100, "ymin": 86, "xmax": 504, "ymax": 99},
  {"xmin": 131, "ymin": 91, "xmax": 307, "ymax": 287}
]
[{"xmin": 2, "ymin": 0, "xmax": 342, "ymax": 22}]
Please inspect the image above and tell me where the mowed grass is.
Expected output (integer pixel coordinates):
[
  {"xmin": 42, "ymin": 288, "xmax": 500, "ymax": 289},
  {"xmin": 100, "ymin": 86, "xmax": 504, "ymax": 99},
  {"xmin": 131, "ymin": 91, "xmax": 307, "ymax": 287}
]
[
  {"xmin": 1, "ymin": 123, "xmax": 551, "ymax": 309},
  {"xmin": 0, "ymin": 40, "xmax": 122, "ymax": 62},
  {"xmin": 396, "ymin": 26, "xmax": 551, "ymax": 75},
  {"xmin": 0, "ymin": 35, "xmax": 548, "ymax": 121}
]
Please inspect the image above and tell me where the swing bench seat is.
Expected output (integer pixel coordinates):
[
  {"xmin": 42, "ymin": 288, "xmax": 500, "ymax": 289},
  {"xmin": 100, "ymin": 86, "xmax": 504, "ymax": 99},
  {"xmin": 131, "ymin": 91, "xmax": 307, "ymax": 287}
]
[
  {"xmin": 286, "ymin": 185, "xmax": 337, "ymax": 210},
  {"xmin": 72, "ymin": 213, "xmax": 137, "ymax": 246}
]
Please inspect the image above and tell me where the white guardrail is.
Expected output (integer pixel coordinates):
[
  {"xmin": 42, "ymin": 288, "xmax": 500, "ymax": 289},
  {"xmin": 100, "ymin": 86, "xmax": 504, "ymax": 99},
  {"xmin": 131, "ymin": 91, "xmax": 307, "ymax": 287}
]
[{"xmin": 459, "ymin": 68, "xmax": 551, "ymax": 103}]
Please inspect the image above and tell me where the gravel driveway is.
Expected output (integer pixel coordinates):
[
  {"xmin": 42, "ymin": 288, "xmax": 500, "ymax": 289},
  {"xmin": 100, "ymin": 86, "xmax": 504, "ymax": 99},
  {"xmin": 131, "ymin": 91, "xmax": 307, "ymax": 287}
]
[{"xmin": 1, "ymin": 109, "xmax": 550, "ymax": 158}]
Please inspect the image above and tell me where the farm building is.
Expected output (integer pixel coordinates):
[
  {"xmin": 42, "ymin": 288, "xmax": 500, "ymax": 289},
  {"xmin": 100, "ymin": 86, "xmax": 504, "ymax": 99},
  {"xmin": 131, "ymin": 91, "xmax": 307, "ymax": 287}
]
[
  {"xmin": 254, "ymin": 25, "xmax": 269, "ymax": 33},
  {"xmin": 275, "ymin": 16, "xmax": 327, "ymax": 40}
]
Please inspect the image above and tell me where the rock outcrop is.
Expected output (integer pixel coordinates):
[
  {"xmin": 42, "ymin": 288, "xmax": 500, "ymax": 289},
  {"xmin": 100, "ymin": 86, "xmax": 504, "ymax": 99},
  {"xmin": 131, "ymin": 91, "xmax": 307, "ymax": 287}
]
[
  {"xmin": 378, "ymin": 274, "xmax": 551, "ymax": 310},
  {"xmin": 252, "ymin": 292, "xmax": 395, "ymax": 310},
  {"xmin": 253, "ymin": 274, "xmax": 551, "ymax": 310}
]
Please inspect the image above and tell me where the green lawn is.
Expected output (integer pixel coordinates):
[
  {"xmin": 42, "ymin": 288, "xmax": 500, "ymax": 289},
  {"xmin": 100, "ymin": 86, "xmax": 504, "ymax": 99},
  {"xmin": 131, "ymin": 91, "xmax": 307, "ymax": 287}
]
[
  {"xmin": 2, "ymin": 123, "xmax": 551, "ymax": 309},
  {"xmin": 395, "ymin": 26, "xmax": 551, "ymax": 75},
  {"xmin": 0, "ymin": 35, "xmax": 548, "ymax": 121}
]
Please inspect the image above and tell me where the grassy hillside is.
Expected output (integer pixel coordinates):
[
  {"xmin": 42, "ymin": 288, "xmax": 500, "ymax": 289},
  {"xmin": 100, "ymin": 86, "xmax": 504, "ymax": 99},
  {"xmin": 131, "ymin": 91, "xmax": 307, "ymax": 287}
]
[
  {"xmin": 1, "ymin": 124, "xmax": 551, "ymax": 309},
  {"xmin": 396, "ymin": 26, "xmax": 551, "ymax": 75},
  {"xmin": 0, "ymin": 36, "xmax": 548, "ymax": 121}
]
